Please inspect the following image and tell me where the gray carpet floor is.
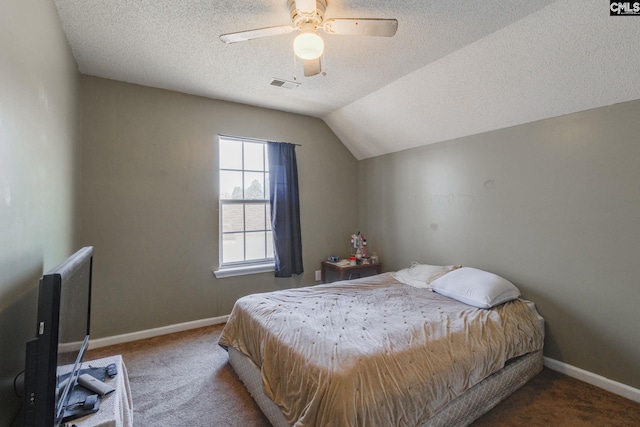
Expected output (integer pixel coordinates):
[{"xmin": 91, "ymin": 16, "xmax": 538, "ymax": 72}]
[{"xmin": 85, "ymin": 324, "xmax": 640, "ymax": 426}]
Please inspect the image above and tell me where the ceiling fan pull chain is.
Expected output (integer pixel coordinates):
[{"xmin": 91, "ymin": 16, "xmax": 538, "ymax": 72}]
[
  {"xmin": 293, "ymin": 51, "xmax": 298, "ymax": 81},
  {"xmin": 321, "ymin": 52, "xmax": 326, "ymax": 77}
]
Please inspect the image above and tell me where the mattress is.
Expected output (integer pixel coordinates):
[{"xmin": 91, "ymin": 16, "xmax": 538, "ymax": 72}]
[
  {"xmin": 229, "ymin": 346, "xmax": 543, "ymax": 427},
  {"xmin": 220, "ymin": 273, "xmax": 544, "ymax": 426}
]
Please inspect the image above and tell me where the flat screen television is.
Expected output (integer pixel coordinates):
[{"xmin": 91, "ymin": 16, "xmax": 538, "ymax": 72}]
[{"xmin": 23, "ymin": 246, "xmax": 93, "ymax": 427}]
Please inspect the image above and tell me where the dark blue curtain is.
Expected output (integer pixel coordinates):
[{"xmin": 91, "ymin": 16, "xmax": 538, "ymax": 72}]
[{"xmin": 267, "ymin": 142, "xmax": 303, "ymax": 277}]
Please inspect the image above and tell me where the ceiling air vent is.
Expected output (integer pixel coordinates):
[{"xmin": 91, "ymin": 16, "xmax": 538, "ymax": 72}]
[{"xmin": 270, "ymin": 78, "xmax": 300, "ymax": 89}]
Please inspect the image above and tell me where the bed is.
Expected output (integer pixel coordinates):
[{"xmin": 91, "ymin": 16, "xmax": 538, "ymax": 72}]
[{"xmin": 219, "ymin": 265, "xmax": 544, "ymax": 427}]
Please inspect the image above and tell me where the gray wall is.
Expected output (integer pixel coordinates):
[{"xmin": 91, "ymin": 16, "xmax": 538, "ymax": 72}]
[
  {"xmin": 0, "ymin": 0, "xmax": 80, "ymax": 423},
  {"xmin": 2, "ymin": 4, "xmax": 638, "ymax": 424},
  {"xmin": 79, "ymin": 76, "xmax": 359, "ymax": 339},
  {"xmin": 359, "ymin": 100, "xmax": 640, "ymax": 389}
]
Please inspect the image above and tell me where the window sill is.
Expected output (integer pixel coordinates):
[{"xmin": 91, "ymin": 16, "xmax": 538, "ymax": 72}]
[{"xmin": 213, "ymin": 263, "xmax": 275, "ymax": 279}]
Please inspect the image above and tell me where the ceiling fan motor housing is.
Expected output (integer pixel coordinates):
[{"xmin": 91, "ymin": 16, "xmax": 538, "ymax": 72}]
[{"xmin": 289, "ymin": 0, "xmax": 327, "ymax": 30}]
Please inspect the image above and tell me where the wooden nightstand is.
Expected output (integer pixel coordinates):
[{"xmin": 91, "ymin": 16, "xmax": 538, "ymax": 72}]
[{"xmin": 321, "ymin": 261, "xmax": 382, "ymax": 284}]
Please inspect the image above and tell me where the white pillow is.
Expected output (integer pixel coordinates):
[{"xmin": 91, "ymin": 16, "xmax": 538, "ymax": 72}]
[
  {"xmin": 393, "ymin": 263, "xmax": 459, "ymax": 288},
  {"xmin": 429, "ymin": 267, "xmax": 520, "ymax": 308}
]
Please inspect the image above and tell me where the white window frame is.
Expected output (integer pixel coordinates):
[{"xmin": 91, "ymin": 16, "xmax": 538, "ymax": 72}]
[{"xmin": 214, "ymin": 135, "xmax": 274, "ymax": 278}]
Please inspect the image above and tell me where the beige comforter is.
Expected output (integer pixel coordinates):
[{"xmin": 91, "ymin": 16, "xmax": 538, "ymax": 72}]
[{"xmin": 219, "ymin": 273, "xmax": 544, "ymax": 427}]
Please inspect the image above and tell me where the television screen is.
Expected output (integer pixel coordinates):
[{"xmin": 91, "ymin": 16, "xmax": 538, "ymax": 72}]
[
  {"xmin": 24, "ymin": 246, "xmax": 93, "ymax": 427},
  {"xmin": 56, "ymin": 252, "xmax": 91, "ymax": 365}
]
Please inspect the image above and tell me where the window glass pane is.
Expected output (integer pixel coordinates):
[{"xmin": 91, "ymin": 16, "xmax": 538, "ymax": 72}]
[
  {"xmin": 222, "ymin": 233, "xmax": 244, "ymax": 263},
  {"xmin": 244, "ymin": 142, "xmax": 264, "ymax": 171},
  {"xmin": 245, "ymin": 204, "xmax": 267, "ymax": 231},
  {"xmin": 266, "ymin": 231, "xmax": 274, "ymax": 258},
  {"xmin": 220, "ymin": 170, "xmax": 243, "ymax": 199},
  {"xmin": 219, "ymin": 139, "xmax": 242, "ymax": 170},
  {"xmin": 244, "ymin": 172, "xmax": 265, "ymax": 200},
  {"xmin": 218, "ymin": 136, "xmax": 273, "ymax": 268},
  {"xmin": 221, "ymin": 204, "xmax": 244, "ymax": 232},
  {"xmin": 264, "ymin": 172, "xmax": 270, "ymax": 200},
  {"xmin": 265, "ymin": 204, "xmax": 271, "ymax": 231},
  {"xmin": 246, "ymin": 232, "xmax": 266, "ymax": 260}
]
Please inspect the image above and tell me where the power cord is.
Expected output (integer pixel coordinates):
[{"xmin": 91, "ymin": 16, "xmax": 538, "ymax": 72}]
[
  {"xmin": 14, "ymin": 369, "xmax": 24, "ymax": 398},
  {"xmin": 9, "ymin": 370, "xmax": 25, "ymax": 427}
]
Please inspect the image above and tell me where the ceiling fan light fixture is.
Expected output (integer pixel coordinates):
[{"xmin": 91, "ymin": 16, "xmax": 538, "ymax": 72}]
[{"xmin": 293, "ymin": 31, "xmax": 324, "ymax": 60}]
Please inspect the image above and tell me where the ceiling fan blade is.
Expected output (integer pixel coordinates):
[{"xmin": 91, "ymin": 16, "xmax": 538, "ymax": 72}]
[
  {"xmin": 303, "ymin": 58, "xmax": 321, "ymax": 77},
  {"xmin": 294, "ymin": 0, "xmax": 317, "ymax": 14},
  {"xmin": 220, "ymin": 25, "xmax": 295, "ymax": 44},
  {"xmin": 323, "ymin": 18, "xmax": 398, "ymax": 37}
]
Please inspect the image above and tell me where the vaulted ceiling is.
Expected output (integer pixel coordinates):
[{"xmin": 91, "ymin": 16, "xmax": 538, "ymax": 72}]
[{"xmin": 53, "ymin": 0, "xmax": 640, "ymax": 159}]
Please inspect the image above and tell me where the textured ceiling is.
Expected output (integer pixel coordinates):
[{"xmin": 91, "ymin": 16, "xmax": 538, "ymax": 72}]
[{"xmin": 53, "ymin": 0, "xmax": 640, "ymax": 159}]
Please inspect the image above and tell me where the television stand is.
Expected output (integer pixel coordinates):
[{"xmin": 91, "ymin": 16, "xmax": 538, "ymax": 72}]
[{"xmin": 62, "ymin": 355, "xmax": 133, "ymax": 427}]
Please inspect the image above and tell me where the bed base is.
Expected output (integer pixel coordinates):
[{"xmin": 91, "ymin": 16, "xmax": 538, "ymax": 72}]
[{"xmin": 228, "ymin": 347, "xmax": 542, "ymax": 427}]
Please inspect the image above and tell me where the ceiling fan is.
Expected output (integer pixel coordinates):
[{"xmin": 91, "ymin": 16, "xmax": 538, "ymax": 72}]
[{"xmin": 220, "ymin": 0, "xmax": 398, "ymax": 77}]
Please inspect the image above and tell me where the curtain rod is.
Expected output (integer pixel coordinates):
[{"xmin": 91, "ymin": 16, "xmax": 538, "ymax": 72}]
[{"xmin": 218, "ymin": 134, "xmax": 301, "ymax": 146}]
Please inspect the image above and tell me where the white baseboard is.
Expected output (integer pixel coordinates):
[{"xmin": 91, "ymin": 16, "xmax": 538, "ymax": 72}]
[
  {"xmin": 543, "ymin": 357, "xmax": 640, "ymax": 403},
  {"xmin": 88, "ymin": 315, "xmax": 229, "ymax": 349}
]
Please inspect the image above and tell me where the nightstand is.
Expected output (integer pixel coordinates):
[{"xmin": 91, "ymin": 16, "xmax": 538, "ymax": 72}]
[{"xmin": 321, "ymin": 261, "xmax": 382, "ymax": 284}]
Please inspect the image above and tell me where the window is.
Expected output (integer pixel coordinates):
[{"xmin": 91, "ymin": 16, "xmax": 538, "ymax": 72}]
[{"xmin": 215, "ymin": 136, "xmax": 274, "ymax": 278}]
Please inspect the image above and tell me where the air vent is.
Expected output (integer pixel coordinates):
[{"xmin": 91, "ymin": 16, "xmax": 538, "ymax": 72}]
[{"xmin": 270, "ymin": 78, "xmax": 300, "ymax": 89}]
